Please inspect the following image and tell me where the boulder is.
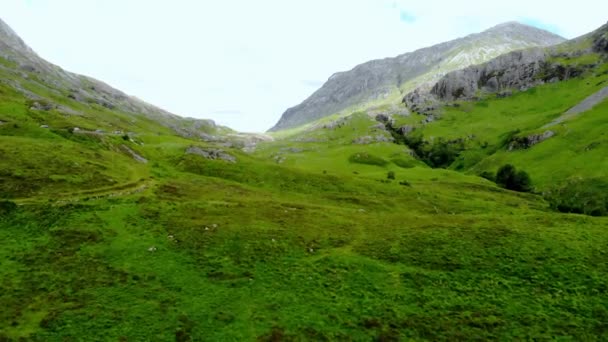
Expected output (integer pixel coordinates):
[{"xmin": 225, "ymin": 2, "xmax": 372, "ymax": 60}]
[
  {"xmin": 353, "ymin": 135, "xmax": 394, "ymax": 144},
  {"xmin": 397, "ymin": 125, "xmax": 414, "ymax": 136},
  {"xmin": 509, "ymin": 130, "xmax": 555, "ymax": 150},
  {"xmin": 30, "ymin": 101, "xmax": 54, "ymax": 111},
  {"xmin": 186, "ymin": 146, "xmax": 237, "ymax": 163},
  {"xmin": 375, "ymin": 114, "xmax": 392, "ymax": 124},
  {"xmin": 403, "ymin": 89, "xmax": 439, "ymax": 116},
  {"xmin": 370, "ymin": 123, "xmax": 387, "ymax": 131}
]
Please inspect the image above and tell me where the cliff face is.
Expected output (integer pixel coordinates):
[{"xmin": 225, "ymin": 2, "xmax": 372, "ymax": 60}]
[
  {"xmin": 405, "ymin": 22, "xmax": 608, "ymax": 112},
  {"xmin": 270, "ymin": 22, "xmax": 565, "ymax": 131},
  {"xmin": 427, "ymin": 48, "xmax": 551, "ymax": 102}
]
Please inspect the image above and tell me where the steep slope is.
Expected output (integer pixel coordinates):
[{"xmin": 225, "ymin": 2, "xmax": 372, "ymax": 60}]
[
  {"xmin": 269, "ymin": 22, "xmax": 565, "ymax": 131},
  {"xmin": 0, "ymin": 18, "xmax": 222, "ymax": 139},
  {"xmin": 407, "ymin": 22, "xmax": 608, "ymax": 108},
  {"xmin": 0, "ymin": 18, "xmax": 247, "ymax": 199},
  {"xmin": 397, "ymin": 21, "xmax": 608, "ymax": 214}
]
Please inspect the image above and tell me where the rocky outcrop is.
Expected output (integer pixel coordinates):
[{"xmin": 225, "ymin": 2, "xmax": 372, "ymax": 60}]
[
  {"xmin": 508, "ymin": 131, "xmax": 555, "ymax": 150},
  {"xmin": 270, "ymin": 22, "xmax": 564, "ymax": 131},
  {"xmin": 186, "ymin": 146, "xmax": 236, "ymax": 163},
  {"xmin": 120, "ymin": 145, "xmax": 148, "ymax": 164},
  {"xmin": 353, "ymin": 135, "xmax": 394, "ymax": 145},
  {"xmin": 405, "ymin": 22, "xmax": 608, "ymax": 110},
  {"xmin": 403, "ymin": 89, "xmax": 440, "ymax": 115},
  {"xmin": 397, "ymin": 125, "xmax": 415, "ymax": 136},
  {"xmin": 592, "ymin": 23, "xmax": 608, "ymax": 53},
  {"xmin": 429, "ymin": 48, "xmax": 548, "ymax": 102}
]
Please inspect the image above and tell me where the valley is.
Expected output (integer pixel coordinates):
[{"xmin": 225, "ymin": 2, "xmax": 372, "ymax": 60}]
[{"xmin": 0, "ymin": 16, "xmax": 607, "ymax": 341}]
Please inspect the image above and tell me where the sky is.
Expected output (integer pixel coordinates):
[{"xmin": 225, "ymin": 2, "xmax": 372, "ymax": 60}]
[{"xmin": 1, "ymin": 1, "xmax": 607, "ymax": 132}]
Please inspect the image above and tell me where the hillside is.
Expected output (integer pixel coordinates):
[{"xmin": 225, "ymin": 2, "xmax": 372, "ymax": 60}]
[
  {"xmin": 0, "ymin": 18, "xmax": 226, "ymax": 139},
  {"xmin": 269, "ymin": 22, "xmax": 565, "ymax": 131},
  {"xmin": 1, "ymin": 18, "xmax": 608, "ymax": 341}
]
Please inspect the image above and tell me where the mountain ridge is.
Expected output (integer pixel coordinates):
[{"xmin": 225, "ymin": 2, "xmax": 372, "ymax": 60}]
[
  {"xmin": 0, "ymin": 17, "xmax": 224, "ymax": 138},
  {"xmin": 269, "ymin": 21, "xmax": 565, "ymax": 132}
]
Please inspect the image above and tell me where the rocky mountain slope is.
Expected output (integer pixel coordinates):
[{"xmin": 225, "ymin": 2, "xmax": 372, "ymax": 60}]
[
  {"xmin": 269, "ymin": 22, "xmax": 565, "ymax": 131},
  {"xmin": 0, "ymin": 18, "xmax": 221, "ymax": 138},
  {"xmin": 405, "ymin": 22, "xmax": 608, "ymax": 111}
]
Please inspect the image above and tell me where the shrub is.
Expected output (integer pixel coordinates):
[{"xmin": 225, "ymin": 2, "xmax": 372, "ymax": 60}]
[
  {"xmin": 423, "ymin": 138, "xmax": 464, "ymax": 168},
  {"xmin": 391, "ymin": 158, "xmax": 415, "ymax": 169},
  {"xmin": 387, "ymin": 171, "xmax": 395, "ymax": 180},
  {"xmin": 547, "ymin": 178, "xmax": 608, "ymax": 216},
  {"xmin": 348, "ymin": 153, "xmax": 388, "ymax": 167},
  {"xmin": 0, "ymin": 200, "xmax": 17, "ymax": 215},
  {"xmin": 496, "ymin": 164, "xmax": 532, "ymax": 192},
  {"xmin": 399, "ymin": 180, "xmax": 411, "ymax": 187},
  {"xmin": 122, "ymin": 134, "xmax": 130, "ymax": 141},
  {"xmin": 479, "ymin": 171, "xmax": 496, "ymax": 182}
]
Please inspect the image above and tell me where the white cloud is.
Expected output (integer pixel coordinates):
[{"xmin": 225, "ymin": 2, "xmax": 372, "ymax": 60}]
[{"xmin": 1, "ymin": 0, "xmax": 606, "ymax": 132}]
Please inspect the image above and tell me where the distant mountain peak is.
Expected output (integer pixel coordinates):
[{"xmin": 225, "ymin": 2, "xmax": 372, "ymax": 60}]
[{"xmin": 269, "ymin": 22, "xmax": 565, "ymax": 132}]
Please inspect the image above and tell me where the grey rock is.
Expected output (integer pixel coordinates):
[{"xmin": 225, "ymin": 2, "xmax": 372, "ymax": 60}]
[
  {"xmin": 429, "ymin": 48, "xmax": 548, "ymax": 102},
  {"xmin": 375, "ymin": 114, "xmax": 392, "ymax": 124},
  {"xmin": 30, "ymin": 101, "xmax": 54, "ymax": 111},
  {"xmin": 280, "ymin": 147, "xmax": 304, "ymax": 153},
  {"xmin": 397, "ymin": 125, "xmax": 414, "ymax": 136},
  {"xmin": 370, "ymin": 123, "xmax": 387, "ymax": 131},
  {"xmin": 320, "ymin": 116, "xmax": 351, "ymax": 130},
  {"xmin": 592, "ymin": 23, "xmax": 608, "ymax": 53},
  {"xmin": 120, "ymin": 145, "xmax": 148, "ymax": 164},
  {"xmin": 403, "ymin": 89, "xmax": 440, "ymax": 116},
  {"xmin": 353, "ymin": 134, "xmax": 394, "ymax": 145},
  {"xmin": 353, "ymin": 136, "xmax": 374, "ymax": 145},
  {"xmin": 186, "ymin": 146, "xmax": 236, "ymax": 163},
  {"xmin": 508, "ymin": 131, "xmax": 555, "ymax": 150}
]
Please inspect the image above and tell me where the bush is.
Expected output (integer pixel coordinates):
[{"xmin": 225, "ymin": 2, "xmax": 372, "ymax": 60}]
[
  {"xmin": 547, "ymin": 178, "xmax": 608, "ymax": 216},
  {"xmin": 479, "ymin": 171, "xmax": 496, "ymax": 182},
  {"xmin": 495, "ymin": 164, "xmax": 532, "ymax": 192},
  {"xmin": 423, "ymin": 138, "xmax": 464, "ymax": 168},
  {"xmin": 391, "ymin": 158, "xmax": 415, "ymax": 169},
  {"xmin": 0, "ymin": 200, "xmax": 17, "ymax": 215},
  {"xmin": 386, "ymin": 124, "xmax": 464, "ymax": 169},
  {"xmin": 348, "ymin": 153, "xmax": 388, "ymax": 167},
  {"xmin": 387, "ymin": 171, "xmax": 395, "ymax": 180}
]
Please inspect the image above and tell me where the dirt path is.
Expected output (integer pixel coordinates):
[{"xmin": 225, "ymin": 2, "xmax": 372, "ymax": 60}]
[
  {"xmin": 544, "ymin": 85, "xmax": 608, "ymax": 127},
  {"xmin": 13, "ymin": 179, "xmax": 154, "ymax": 206}
]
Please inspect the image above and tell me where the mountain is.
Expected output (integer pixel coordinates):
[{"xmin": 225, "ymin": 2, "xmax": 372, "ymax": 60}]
[
  {"xmin": 269, "ymin": 22, "xmax": 565, "ymax": 131},
  {"xmin": 407, "ymin": 21, "xmax": 608, "ymax": 107},
  {"xmin": 0, "ymin": 18, "xmax": 221, "ymax": 139}
]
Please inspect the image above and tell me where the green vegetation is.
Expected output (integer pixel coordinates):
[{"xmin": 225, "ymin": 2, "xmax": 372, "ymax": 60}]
[
  {"xmin": 2, "ymin": 27, "xmax": 608, "ymax": 341},
  {"xmin": 348, "ymin": 152, "xmax": 389, "ymax": 166},
  {"xmin": 547, "ymin": 178, "xmax": 608, "ymax": 216},
  {"xmin": 495, "ymin": 164, "xmax": 532, "ymax": 192}
]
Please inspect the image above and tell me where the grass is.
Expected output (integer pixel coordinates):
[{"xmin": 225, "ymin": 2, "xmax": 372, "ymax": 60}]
[{"xmin": 2, "ymin": 37, "xmax": 608, "ymax": 341}]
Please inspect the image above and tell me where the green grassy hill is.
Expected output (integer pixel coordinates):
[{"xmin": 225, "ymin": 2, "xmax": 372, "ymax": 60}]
[{"xmin": 1, "ymin": 20, "xmax": 608, "ymax": 341}]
